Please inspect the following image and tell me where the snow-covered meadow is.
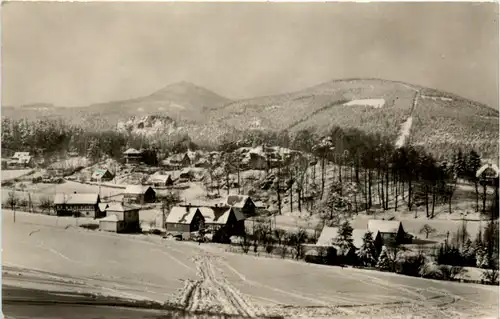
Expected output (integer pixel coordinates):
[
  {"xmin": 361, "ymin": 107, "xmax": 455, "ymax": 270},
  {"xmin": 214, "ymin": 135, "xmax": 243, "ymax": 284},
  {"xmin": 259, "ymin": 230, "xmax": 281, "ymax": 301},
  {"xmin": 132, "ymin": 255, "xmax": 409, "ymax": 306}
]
[{"xmin": 3, "ymin": 211, "xmax": 498, "ymax": 318}]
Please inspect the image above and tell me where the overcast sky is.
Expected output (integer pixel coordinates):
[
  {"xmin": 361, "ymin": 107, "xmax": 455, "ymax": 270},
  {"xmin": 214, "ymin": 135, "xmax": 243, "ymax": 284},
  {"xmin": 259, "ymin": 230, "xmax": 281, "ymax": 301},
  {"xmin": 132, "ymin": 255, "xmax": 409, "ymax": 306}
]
[{"xmin": 2, "ymin": 2, "xmax": 498, "ymax": 108}]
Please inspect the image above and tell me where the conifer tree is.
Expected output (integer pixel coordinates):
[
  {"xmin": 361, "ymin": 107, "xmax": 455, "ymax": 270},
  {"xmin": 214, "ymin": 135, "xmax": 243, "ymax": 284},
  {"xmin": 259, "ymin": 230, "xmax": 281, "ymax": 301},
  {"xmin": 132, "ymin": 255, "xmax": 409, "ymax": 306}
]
[
  {"xmin": 356, "ymin": 231, "xmax": 377, "ymax": 266},
  {"xmin": 476, "ymin": 245, "xmax": 488, "ymax": 268},
  {"xmin": 333, "ymin": 220, "xmax": 354, "ymax": 256},
  {"xmin": 462, "ymin": 238, "xmax": 476, "ymax": 266},
  {"xmin": 376, "ymin": 246, "xmax": 391, "ymax": 271}
]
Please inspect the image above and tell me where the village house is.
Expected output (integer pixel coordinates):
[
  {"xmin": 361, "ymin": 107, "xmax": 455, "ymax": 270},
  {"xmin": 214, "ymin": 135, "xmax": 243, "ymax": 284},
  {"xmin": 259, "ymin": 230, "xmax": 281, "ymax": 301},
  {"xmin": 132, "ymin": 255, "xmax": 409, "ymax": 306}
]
[
  {"xmin": 198, "ymin": 205, "xmax": 246, "ymax": 241},
  {"xmin": 123, "ymin": 185, "xmax": 156, "ymax": 205},
  {"xmin": 367, "ymin": 220, "xmax": 411, "ymax": 251},
  {"xmin": 90, "ymin": 168, "xmax": 114, "ymax": 182},
  {"xmin": 316, "ymin": 226, "xmax": 367, "ymax": 255},
  {"xmin": 168, "ymin": 153, "xmax": 192, "ymax": 168},
  {"xmin": 165, "ymin": 206, "xmax": 205, "ymax": 238},
  {"xmin": 194, "ymin": 157, "xmax": 211, "ymax": 168},
  {"xmin": 242, "ymin": 152, "xmax": 267, "ymax": 170},
  {"xmin": 224, "ymin": 195, "xmax": 256, "ymax": 218},
  {"xmin": 147, "ymin": 174, "xmax": 174, "ymax": 187},
  {"xmin": 99, "ymin": 202, "xmax": 140, "ymax": 233},
  {"xmin": 53, "ymin": 192, "xmax": 104, "ymax": 218},
  {"xmin": 7, "ymin": 152, "xmax": 33, "ymax": 168},
  {"xmin": 123, "ymin": 148, "xmax": 144, "ymax": 165}
]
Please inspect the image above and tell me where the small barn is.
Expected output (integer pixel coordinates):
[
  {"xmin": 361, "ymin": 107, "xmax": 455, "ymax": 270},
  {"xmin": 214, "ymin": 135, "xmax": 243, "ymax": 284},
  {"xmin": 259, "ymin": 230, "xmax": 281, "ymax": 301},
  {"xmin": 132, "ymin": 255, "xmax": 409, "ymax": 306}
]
[
  {"xmin": 224, "ymin": 195, "xmax": 256, "ymax": 218},
  {"xmin": 368, "ymin": 220, "xmax": 409, "ymax": 251},
  {"xmin": 104, "ymin": 202, "xmax": 141, "ymax": 232},
  {"xmin": 198, "ymin": 206, "xmax": 245, "ymax": 240},
  {"xmin": 99, "ymin": 214, "xmax": 125, "ymax": 233},
  {"xmin": 148, "ymin": 174, "xmax": 174, "ymax": 187},
  {"xmin": 54, "ymin": 193, "xmax": 103, "ymax": 218},
  {"xmin": 165, "ymin": 206, "xmax": 204, "ymax": 236},
  {"xmin": 124, "ymin": 185, "xmax": 156, "ymax": 205},
  {"xmin": 169, "ymin": 153, "xmax": 192, "ymax": 168},
  {"xmin": 91, "ymin": 168, "xmax": 114, "ymax": 182},
  {"xmin": 314, "ymin": 226, "xmax": 368, "ymax": 264}
]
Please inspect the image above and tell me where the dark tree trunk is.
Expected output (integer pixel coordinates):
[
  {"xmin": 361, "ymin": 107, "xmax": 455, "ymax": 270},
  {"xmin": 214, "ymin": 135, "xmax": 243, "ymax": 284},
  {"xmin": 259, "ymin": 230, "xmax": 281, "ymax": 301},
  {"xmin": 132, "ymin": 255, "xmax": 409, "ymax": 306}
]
[
  {"xmin": 425, "ymin": 185, "xmax": 429, "ymax": 218},
  {"xmin": 408, "ymin": 178, "xmax": 413, "ymax": 211},
  {"xmin": 482, "ymin": 182, "xmax": 487, "ymax": 213},
  {"xmin": 321, "ymin": 157, "xmax": 325, "ymax": 199},
  {"xmin": 386, "ymin": 170, "xmax": 390, "ymax": 209},
  {"xmin": 298, "ymin": 189, "xmax": 302, "ymax": 212},
  {"xmin": 394, "ymin": 174, "xmax": 399, "ymax": 211},
  {"xmin": 431, "ymin": 185, "xmax": 436, "ymax": 219},
  {"xmin": 368, "ymin": 169, "xmax": 373, "ymax": 208},
  {"xmin": 475, "ymin": 180, "xmax": 480, "ymax": 212},
  {"xmin": 364, "ymin": 168, "xmax": 369, "ymax": 210},
  {"xmin": 237, "ymin": 160, "xmax": 241, "ymax": 194}
]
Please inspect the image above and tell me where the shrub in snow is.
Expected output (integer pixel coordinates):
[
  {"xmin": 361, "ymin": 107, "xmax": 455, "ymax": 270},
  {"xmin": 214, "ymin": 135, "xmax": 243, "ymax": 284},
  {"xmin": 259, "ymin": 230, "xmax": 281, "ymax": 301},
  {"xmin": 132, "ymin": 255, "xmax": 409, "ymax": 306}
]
[
  {"xmin": 395, "ymin": 252, "xmax": 426, "ymax": 277},
  {"xmin": 481, "ymin": 269, "xmax": 499, "ymax": 285},
  {"xmin": 462, "ymin": 238, "xmax": 476, "ymax": 266},
  {"xmin": 419, "ymin": 262, "xmax": 442, "ymax": 279},
  {"xmin": 476, "ymin": 245, "xmax": 489, "ymax": 268},
  {"xmin": 438, "ymin": 265, "xmax": 467, "ymax": 281}
]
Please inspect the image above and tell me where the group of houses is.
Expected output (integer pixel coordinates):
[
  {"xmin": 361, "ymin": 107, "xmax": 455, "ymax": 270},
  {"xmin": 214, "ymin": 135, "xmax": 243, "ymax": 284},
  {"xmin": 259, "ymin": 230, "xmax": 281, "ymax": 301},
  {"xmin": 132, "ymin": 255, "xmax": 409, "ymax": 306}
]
[
  {"xmin": 122, "ymin": 146, "xmax": 304, "ymax": 172},
  {"xmin": 51, "ymin": 185, "xmax": 258, "ymax": 241},
  {"xmin": 52, "ymin": 191, "xmax": 141, "ymax": 233},
  {"xmin": 311, "ymin": 220, "xmax": 413, "ymax": 260},
  {"xmin": 164, "ymin": 195, "xmax": 257, "ymax": 241}
]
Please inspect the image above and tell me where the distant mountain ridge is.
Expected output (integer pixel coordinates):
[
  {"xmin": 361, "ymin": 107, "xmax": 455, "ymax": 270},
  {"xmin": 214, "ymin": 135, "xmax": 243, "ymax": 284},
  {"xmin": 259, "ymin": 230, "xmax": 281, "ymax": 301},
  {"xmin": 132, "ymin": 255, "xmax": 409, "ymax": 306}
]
[{"xmin": 2, "ymin": 78, "xmax": 498, "ymax": 160}]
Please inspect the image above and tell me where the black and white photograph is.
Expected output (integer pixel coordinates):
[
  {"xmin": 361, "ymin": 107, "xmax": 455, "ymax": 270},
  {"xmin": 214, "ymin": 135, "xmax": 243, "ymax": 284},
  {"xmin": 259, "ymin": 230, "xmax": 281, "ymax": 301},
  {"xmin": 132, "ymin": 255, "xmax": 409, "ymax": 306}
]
[{"xmin": 1, "ymin": 2, "xmax": 499, "ymax": 318}]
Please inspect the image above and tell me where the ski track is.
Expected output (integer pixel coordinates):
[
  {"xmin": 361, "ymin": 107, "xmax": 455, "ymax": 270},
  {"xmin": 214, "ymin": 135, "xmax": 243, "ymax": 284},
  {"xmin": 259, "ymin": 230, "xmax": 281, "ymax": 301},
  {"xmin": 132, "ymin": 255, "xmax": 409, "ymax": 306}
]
[{"xmin": 174, "ymin": 255, "xmax": 262, "ymax": 317}]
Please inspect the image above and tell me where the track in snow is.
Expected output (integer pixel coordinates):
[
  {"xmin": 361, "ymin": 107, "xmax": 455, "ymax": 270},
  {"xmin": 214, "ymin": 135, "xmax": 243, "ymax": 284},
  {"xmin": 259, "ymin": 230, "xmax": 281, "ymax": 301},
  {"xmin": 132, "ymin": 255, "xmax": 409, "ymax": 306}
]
[{"xmin": 174, "ymin": 255, "xmax": 263, "ymax": 318}]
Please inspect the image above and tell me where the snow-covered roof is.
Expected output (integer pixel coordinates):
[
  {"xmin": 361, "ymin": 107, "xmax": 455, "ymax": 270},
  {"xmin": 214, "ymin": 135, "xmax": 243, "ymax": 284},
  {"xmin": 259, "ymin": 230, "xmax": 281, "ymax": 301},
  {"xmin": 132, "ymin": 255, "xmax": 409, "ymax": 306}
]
[
  {"xmin": 91, "ymin": 168, "xmax": 112, "ymax": 179},
  {"xmin": 125, "ymin": 185, "xmax": 154, "ymax": 195},
  {"xmin": 169, "ymin": 153, "xmax": 190, "ymax": 163},
  {"xmin": 198, "ymin": 206, "xmax": 245, "ymax": 225},
  {"xmin": 316, "ymin": 226, "xmax": 366, "ymax": 249},
  {"xmin": 54, "ymin": 193, "xmax": 99, "ymax": 205},
  {"xmin": 368, "ymin": 220, "xmax": 403, "ymax": 234},
  {"xmin": 166, "ymin": 206, "xmax": 200, "ymax": 224},
  {"xmin": 100, "ymin": 214, "xmax": 119, "ymax": 222},
  {"xmin": 476, "ymin": 163, "xmax": 499, "ymax": 178},
  {"xmin": 12, "ymin": 152, "xmax": 30, "ymax": 158},
  {"xmin": 225, "ymin": 195, "xmax": 252, "ymax": 208},
  {"xmin": 106, "ymin": 202, "xmax": 139, "ymax": 213},
  {"xmin": 148, "ymin": 174, "xmax": 172, "ymax": 183},
  {"xmin": 98, "ymin": 203, "xmax": 109, "ymax": 212},
  {"xmin": 123, "ymin": 148, "xmax": 142, "ymax": 155}
]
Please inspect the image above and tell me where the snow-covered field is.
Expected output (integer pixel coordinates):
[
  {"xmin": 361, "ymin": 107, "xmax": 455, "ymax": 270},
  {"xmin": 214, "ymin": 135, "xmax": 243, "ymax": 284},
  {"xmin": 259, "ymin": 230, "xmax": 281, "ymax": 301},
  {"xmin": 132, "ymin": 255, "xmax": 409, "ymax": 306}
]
[
  {"xmin": 343, "ymin": 99, "xmax": 385, "ymax": 108},
  {"xmin": 1, "ymin": 169, "xmax": 33, "ymax": 182},
  {"xmin": 3, "ymin": 210, "xmax": 498, "ymax": 318},
  {"xmin": 1, "ymin": 180, "xmax": 125, "ymax": 204}
]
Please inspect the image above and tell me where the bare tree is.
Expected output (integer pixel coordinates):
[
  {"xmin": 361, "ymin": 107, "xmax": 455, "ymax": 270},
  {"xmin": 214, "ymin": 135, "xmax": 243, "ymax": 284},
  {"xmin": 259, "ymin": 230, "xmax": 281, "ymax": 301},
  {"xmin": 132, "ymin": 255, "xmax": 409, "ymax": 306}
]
[
  {"xmin": 419, "ymin": 224, "xmax": 437, "ymax": 239},
  {"xmin": 6, "ymin": 191, "xmax": 18, "ymax": 222},
  {"xmin": 39, "ymin": 196, "xmax": 55, "ymax": 215},
  {"xmin": 161, "ymin": 192, "xmax": 181, "ymax": 229}
]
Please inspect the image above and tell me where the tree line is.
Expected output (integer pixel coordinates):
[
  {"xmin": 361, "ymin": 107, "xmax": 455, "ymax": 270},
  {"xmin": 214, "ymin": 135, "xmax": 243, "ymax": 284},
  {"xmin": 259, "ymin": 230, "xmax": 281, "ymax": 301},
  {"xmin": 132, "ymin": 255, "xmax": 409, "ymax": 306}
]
[{"xmin": 3, "ymin": 118, "xmax": 498, "ymax": 220}]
